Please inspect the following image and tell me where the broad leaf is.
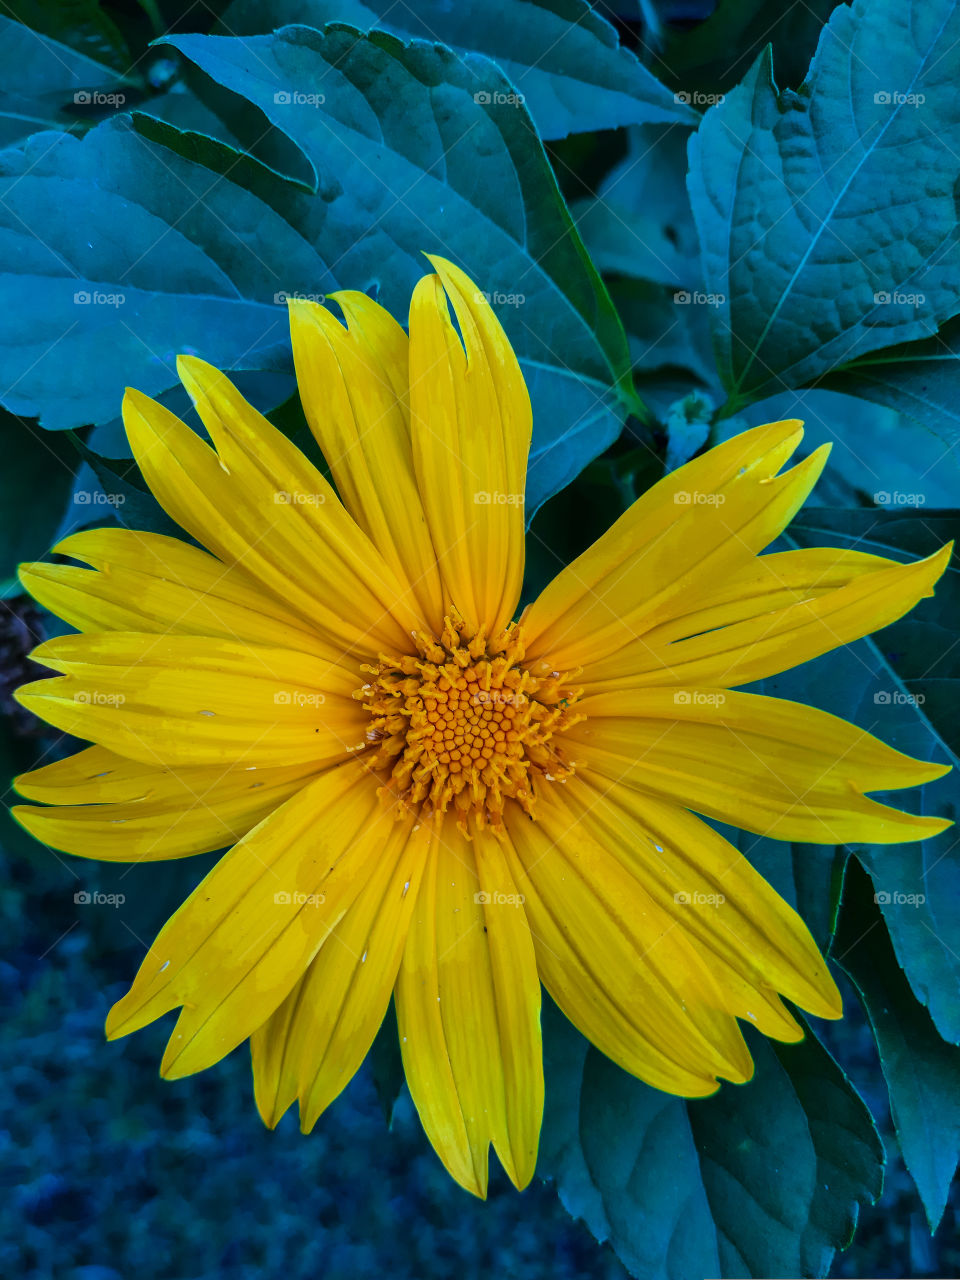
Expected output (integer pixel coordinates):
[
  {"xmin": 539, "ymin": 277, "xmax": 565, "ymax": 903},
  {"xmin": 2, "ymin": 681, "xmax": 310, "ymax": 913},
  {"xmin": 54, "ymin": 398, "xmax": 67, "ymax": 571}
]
[
  {"xmin": 0, "ymin": 13, "xmax": 125, "ymax": 145},
  {"xmin": 216, "ymin": 0, "xmax": 696, "ymax": 139},
  {"xmin": 573, "ymin": 125, "xmax": 700, "ymax": 289},
  {"xmin": 834, "ymin": 859, "xmax": 960, "ymax": 1229},
  {"xmin": 0, "ymin": 25, "xmax": 638, "ymax": 513},
  {"xmin": 663, "ymin": 0, "xmax": 839, "ymax": 95},
  {"xmin": 688, "ymin": 0, "xmax": 960, "ymax": 412},
  {"xmin": 538, "ymin": 1000, "xmax": 882, "ymax": 1279},
  {"xmin": 719, "ymin": 824, "xmax": 846, "ymax": 955},
  {"xmin": 0, "ymin": 411, "xmax": 78, "ymax": 594},
  {"xmin": 822, "ymin": 316, "xmax": 960, "ymax": 446},
  {"xmin": 4, "ymin": 1, "xmax": 129, "ymax": 72}
]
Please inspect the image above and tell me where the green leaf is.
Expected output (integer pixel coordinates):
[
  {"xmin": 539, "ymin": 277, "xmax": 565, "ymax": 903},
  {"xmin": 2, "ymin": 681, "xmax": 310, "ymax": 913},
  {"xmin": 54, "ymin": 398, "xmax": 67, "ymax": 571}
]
[
  {"xmin": 0, "ymin": 25, "xmax": 637, "ymax": 513},
  {"xmin": 664, "ymin": 0, "xmax": 839, "ymax": 96},
  {"xmin": 215, "ymin": 0, "xmax": 696, "ymax": 139},
  {"xmin": 688, "ymin": 0, "xmax": 960, "ymax": 412},
  {"xmin": 0, "ymin": 13, "xmax": 126, "ymax": 145},
  {"xmin": 0, "ymin": 410, "xmax": 78, "ymax": 594},
  {"xmin": 69, "ymin": 433, "xmax": 185, "ymax": 540},
  {"xmin": 822, "ymin": 316, "xmax": 960, "ymax": 447},
  {"xmin": 573, "ymin": 124, "xmax": 700, "ymax": 290},
  {"xmin": 834, "ymin": 859, "xmax": 960, "ymax": 1229},
  {"xmin": 539, "ymin": 999, "xmax": 882, "ymax": 1279},
  {"xmin": 5, "ymin": 1, "xmax": 129, "ymax": 74},
  {"xmin": 717, "ymin": 823, "xmax": 846, "ymax": 954}
]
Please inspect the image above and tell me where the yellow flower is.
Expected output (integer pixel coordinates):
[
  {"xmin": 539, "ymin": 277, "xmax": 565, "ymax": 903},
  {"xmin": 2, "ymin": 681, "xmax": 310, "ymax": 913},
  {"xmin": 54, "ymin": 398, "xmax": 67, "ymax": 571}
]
[{"xmin": 13, "ymin": 257, "xmax": 951, "ymax": 1198}]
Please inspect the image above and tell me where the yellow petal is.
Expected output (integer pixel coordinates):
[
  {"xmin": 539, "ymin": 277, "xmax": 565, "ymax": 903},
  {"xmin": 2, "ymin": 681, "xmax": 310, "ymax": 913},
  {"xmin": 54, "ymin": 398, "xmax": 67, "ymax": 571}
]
[
  {"xmin": 251, "ymin": 814, "xmax": 429, "ymax": 1129},
  {"xmin": 503, "ymin": 781, "xmax": 755, "ymax": 1096},
  {"xmin": 583, "ymin": 543, "xmax": 952, "ymax": 691},
  {"xmin": 123, "ymin": 378, "xmax": 421, "ymax": 657},
  {"xmin": 288, "ymin": 291, "xmax": 445, "ymax": 631},
  {"xmin": 394, "ymin": 817, "xmax": 543, "ymax": 1197},
  {"xmin": 569, "ymin": 688, "xmax": 952, "ymax": 844},
  {"xmin": 408, "ymin": 257, "xmax": 531, "ymax": 636},
  {"xmin": 12, "ymin": 745, "xmax": 319, "ymax": 861},
  {"xmin": 16, "ymin": 632, "xmax": 366, "ymax": 768},
  {"xmin": 106, "ymin": 760, "xmax": 386, "ymax": 1077},
  {"xmin": 20, "ymin": 528, "xmax": 327, "ymax": 656},
  {"xmin": 563, "ymin": 770, "xmax": 841, "ymax": 1024},
  {"xmin": 523, "ymin": 421, "xmax": 829, "ymax": 669}
]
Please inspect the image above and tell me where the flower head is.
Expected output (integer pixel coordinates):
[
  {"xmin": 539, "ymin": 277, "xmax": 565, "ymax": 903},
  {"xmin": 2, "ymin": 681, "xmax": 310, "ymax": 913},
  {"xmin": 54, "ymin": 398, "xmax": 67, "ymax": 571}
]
[{"xmin": 13, "ymin": 257, "xmax": 951, "ymax": 1197}]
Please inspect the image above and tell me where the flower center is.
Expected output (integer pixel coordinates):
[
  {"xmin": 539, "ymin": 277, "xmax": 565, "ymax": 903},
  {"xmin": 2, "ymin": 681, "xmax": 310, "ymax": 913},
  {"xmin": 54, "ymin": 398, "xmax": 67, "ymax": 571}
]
[{"xmin": 356, "ymin": 614, "xmax": 583, "ymax": 836}]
